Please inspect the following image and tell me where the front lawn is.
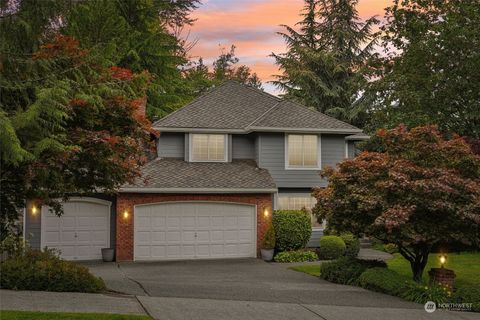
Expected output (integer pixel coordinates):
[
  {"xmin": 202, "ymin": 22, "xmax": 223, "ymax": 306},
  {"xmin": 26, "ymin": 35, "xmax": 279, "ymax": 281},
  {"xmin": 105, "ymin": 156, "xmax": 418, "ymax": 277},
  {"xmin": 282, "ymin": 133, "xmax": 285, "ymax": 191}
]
[
  {"xmin": 387, "ymin": 252, "xmax": 480, "ymax": 288},
  {"xmin": 289, "ymin": 264, "xmax": 321, "ymax": 277},
  {"xmin": 0, "ymin": 310, "xmax": 151, "ymax": 320}
]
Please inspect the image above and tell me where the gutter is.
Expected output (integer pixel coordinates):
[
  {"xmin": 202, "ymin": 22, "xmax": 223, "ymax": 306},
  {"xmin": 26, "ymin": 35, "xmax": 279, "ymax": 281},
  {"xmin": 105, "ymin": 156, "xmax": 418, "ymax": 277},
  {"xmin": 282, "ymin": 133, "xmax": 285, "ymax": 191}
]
[
  {"xmin": 119, "ymin": 187, "xmax": 278, "ymax": 194},
  {"xmin": 153, "ymin": 126, "xmax": 362, "ymax": 135}
]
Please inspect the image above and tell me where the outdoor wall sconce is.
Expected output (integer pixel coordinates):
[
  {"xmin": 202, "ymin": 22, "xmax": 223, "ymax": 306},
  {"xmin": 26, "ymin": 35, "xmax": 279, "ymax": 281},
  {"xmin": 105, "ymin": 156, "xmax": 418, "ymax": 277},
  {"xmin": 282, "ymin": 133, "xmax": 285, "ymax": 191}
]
[
  {"xmin": 123, "ymin": 210, "xmax": 129, "ymax": 219},
  {"xmin": 31, "ymin": 205, "xmax": 38, "ymax": 215},
  {"xmin": 263, "ymin": 207, "xmax": 269, "ymax": 217}
]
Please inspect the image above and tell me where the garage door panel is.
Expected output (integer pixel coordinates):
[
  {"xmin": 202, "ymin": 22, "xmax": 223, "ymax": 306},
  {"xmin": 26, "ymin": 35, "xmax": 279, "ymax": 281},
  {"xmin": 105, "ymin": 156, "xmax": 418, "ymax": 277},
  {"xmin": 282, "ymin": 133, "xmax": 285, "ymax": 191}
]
[
  {"xmin": 44, "ymin": 231, "xmax": 60, "ymax": 243},
  {"xmin": 134, "ymin": 202, "xmax": 256, "ymax": 261},
  {"xmin": 152, "ymin": 231, "xmax": 166, "ymax": 242},
  {"xmin": 167, "ymin": 217, "xmax": 181, "ymax": 229},
  {"xmin": 61, "ymin": 217, "xmax": 76, "ymax": 229},
  {"xmin": 181, "ymin": 216, "xmax": 196, "ymax": 228}
]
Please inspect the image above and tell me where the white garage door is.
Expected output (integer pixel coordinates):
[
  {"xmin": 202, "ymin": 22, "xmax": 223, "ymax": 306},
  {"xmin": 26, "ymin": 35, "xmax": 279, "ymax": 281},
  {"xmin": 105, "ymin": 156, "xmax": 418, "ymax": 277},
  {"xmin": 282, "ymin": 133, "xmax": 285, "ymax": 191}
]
[
  {"xmin": 134, "ymin": 202, "xmax": 256, "ymax": 261},
  {"xmin": 41, "ymin": 198, "xmax": 111, "ymax": 260}
]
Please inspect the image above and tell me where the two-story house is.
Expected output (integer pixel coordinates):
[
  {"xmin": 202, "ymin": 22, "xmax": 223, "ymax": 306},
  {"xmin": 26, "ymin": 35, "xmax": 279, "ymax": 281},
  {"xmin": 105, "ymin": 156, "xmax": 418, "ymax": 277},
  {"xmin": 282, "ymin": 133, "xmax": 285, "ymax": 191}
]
[{"xmin": 24, "ymin": 81, "xmax": 367, "ymax": 262}]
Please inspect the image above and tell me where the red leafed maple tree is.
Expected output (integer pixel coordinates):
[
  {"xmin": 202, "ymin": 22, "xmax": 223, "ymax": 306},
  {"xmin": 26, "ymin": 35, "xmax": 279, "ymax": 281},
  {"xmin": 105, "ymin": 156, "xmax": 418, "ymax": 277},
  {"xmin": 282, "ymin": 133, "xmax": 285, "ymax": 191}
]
[{"xmin": 313, "ymin": 125, "xmax": 480, "ymax": 282}]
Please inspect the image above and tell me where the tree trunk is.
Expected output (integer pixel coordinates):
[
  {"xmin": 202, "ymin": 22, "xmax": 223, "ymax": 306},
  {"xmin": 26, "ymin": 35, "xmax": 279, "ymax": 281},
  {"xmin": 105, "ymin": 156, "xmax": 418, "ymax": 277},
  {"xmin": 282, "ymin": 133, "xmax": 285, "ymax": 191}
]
[{"xmin": 399, "ymin": 244, "xmax": 431, "ymax": 282}]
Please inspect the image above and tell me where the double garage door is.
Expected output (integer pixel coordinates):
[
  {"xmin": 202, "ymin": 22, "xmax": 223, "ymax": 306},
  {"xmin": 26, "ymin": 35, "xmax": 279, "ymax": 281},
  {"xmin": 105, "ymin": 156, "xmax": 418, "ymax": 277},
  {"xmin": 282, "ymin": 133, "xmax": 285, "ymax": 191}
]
[
  {"xmin": 134, "ymin": 202, "xmax": 256, "ymax": 261},
  {"xmin": 41, "ymin": 199, "xmax": 110, "ymax": 260}
]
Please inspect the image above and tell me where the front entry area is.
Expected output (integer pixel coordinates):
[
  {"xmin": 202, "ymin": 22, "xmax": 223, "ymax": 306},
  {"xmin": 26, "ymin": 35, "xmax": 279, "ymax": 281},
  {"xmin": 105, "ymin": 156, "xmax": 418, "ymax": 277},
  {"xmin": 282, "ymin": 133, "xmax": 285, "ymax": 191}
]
[
  {"xmin": 134, "ymin": 202, "xmax": 256, "ymax": 261},
  {"xmin": 40, "ymin": 198, "xmax": 111, "ymax": 260}
]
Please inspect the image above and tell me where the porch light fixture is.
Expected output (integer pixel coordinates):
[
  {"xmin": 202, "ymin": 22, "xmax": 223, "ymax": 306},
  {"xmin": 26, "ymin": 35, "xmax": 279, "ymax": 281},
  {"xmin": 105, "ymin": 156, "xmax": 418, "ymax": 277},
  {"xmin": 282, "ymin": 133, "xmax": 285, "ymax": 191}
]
[
  {"xmin": 123, "ymin": 210, "xmax": 129, "ymax": 219},
  {"xmin": 263, "ymin": 208, "xmax": 269, "ymax": 217},
  {"xmin": 31, "ymin": 205, "xmax": 38, "ymax": 215}
]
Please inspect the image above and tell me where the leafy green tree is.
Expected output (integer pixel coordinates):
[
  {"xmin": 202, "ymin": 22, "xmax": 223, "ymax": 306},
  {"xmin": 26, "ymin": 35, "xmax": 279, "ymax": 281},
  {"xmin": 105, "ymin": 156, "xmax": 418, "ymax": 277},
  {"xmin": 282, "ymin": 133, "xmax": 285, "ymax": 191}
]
[
  {"xmin": 313, "ymin": 125, "xmax": 480, "ymax": 282},
  {"xmin": 0, "ymin": 34, "xmax": 153, "ymax": 238},
  {"xmin": 272, "ymin": 0, "xmax": 378, "ymax": 126},
  {"xmin": 366, "ymin": 0, "xmax": 480, "ymax": 138}
]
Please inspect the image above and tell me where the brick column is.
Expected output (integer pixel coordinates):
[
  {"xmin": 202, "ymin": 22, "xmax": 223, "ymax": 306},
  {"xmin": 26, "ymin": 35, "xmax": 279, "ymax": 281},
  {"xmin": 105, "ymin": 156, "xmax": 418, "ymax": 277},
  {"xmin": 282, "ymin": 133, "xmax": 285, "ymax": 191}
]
[
  {"xmin": 428, "ymin": 267, "xmax": 456, "ymax": 289},
  {"xmin": 116, "ymin": 197, "xmax": 134, "ymax": 261}
]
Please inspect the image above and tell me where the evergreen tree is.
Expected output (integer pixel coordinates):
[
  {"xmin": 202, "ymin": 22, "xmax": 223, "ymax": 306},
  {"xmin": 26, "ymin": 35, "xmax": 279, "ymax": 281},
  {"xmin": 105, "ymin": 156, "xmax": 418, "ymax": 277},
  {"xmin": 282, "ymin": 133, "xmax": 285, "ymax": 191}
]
[
  {"xmin": 0, "ymin": 0, "xmax": 153, "ymax": 237},
  {"xmin": 212, "ymin": 45, "xmax": 262, "ymax": 89},
  {"xmin": 272, "ymin": 0, "xmax": 378, "ymax": 126},
  {"xmin": 365, "ymin": 0, "xmax": 480, "ymax": 138},
  {"xmin": 63, "ymin": 0, "xmax": 199, "ymax": 120}
]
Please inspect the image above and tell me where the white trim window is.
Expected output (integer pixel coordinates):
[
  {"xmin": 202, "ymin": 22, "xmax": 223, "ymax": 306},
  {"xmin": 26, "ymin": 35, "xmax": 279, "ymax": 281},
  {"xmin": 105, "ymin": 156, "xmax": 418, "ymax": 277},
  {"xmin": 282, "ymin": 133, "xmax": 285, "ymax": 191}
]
[
  {"xmin": 190, "ymin": 134, "xmax": 227, "ymax": 162},
  {"xmin": 285, "ymin": 134, "xmax": 320, "ymax": 169},
  {"xmin": 277, "ymin": 194, "xmax": 324, "ymax": 229}
]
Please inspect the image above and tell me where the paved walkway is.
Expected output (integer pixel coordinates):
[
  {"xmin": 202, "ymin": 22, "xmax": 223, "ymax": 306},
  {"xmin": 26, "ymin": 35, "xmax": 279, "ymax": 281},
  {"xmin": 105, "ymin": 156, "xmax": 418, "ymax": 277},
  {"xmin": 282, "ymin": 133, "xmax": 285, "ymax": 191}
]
[
  {"xmin": 1, "ymin": 290, "xmax": 477, "ymax": 320},
  {"xmin": 0, "ymin": 289, "xmax": 146, "ymax": 315}
]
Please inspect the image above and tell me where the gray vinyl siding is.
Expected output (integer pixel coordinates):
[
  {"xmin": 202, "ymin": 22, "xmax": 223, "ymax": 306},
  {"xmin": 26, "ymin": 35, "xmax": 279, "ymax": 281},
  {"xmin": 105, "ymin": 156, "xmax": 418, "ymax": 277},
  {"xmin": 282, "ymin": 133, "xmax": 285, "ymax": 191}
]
[
  {"xmin": 347, "ymin": 141, "xmax": 355, "ymax": 158},
  {"xmin": 24, "ymin": 195, "xmax": 116, "ymax": 252},
  {"xmin": 157, "ymin": 133, "xmax": 184, "ymax": 158},
  {"xmin": 255, "ymin": 135, "xmax": 261, "ymax": 165},
  {"xmin": 232, "ymin": 134, "xmax": 255, "ymax": 159},
  {"xmin": 307, "ymin": 230, "xmax": 324, "ymax": 248},
  {"xmin": 184, "ymin": 134, "xmax": 189, "ymax": 161},
  {"xmin": 25, "ymin": 199, "xmax": 41, "ymax": 250},
  {"xmin": 258, "ymin": 133, "xmax": 346, "ymax": 188}
]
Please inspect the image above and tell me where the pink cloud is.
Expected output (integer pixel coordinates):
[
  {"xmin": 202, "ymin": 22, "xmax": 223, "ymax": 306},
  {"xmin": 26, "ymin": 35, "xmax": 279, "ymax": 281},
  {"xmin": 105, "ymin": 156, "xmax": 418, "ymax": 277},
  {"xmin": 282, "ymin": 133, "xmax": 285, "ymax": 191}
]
[{"xmin": 187, "ymin": 0, "xmax": 391, "ymax": 93}]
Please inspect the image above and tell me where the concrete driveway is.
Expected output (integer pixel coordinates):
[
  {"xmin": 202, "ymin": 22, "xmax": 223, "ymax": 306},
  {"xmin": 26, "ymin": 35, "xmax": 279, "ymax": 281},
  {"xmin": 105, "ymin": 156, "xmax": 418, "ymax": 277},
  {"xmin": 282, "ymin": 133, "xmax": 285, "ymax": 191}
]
[{"xmin": 84, "ymin": 259, "xmax": 478, "ymax": 320}]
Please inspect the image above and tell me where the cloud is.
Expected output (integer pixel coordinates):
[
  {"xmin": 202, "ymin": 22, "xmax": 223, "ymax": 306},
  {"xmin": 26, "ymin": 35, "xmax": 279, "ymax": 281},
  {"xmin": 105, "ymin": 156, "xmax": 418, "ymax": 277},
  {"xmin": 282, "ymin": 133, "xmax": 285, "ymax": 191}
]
[{"xmin": 187, "ymin": 0, "xmax": 391, "ymax": 93}]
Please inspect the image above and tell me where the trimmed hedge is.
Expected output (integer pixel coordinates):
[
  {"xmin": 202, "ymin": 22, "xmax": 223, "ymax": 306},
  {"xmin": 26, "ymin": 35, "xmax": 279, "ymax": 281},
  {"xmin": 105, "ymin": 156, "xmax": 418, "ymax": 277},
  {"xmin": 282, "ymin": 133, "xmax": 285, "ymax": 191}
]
[
  {"xmin": 339, "ymin": 233, "xmax": 360, "ymax": 258},
  {"xmin": 274, "ymin": 250, "xmax": 318, "ymax": 263},
  {"xmin": 272, "ymin": 210, "xmax": 311, "ymax": 251},
  {"xmin": 318, "ymin": 236, "xmax": 345, "ymax": 260},
  {"xmin": 358, "ymin": 267, "xmax": 407, "ymax": 295},
  {"xmin": 0, "ymin": 249, "xmax": 105, "ymax": 293},
  {"xmin": 320, "ymin": 257, "xmax": 387, "ymax": 285}
]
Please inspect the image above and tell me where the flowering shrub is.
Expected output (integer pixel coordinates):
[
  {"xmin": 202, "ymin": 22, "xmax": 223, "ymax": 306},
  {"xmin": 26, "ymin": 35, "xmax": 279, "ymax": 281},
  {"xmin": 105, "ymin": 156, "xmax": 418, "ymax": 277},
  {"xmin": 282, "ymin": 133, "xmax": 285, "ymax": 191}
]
[{"xmin": 401, "ymin": 282, "xmax": 451, "ymax": 304}]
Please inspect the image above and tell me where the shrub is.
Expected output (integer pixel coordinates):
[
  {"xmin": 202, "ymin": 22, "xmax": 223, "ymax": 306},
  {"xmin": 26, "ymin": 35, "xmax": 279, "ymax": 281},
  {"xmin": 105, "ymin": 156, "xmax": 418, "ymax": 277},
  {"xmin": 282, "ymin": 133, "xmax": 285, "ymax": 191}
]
[
  {"xmin": 0, "ymin": 249, "xmax": 105, "ymax": 293},
  {"xmin": 339, "ymin": 233, "xmax": 360, "ymax": 258},
  {"xmin": 320, "ymin": 257, "xmax": 386, "ymax": 285},
  {"xmin": 452, "ymin": 286, "xmax": 480, "ymax": 312},
  {"xmin": 401, "ymin": 282, "xmax": 451, "ymax": 304},
  {"xmin": 274, "ymin": 250, "xmax": 318, "ymax": 263},
  {"xmin": 358, "ymin": 267, "xmax": 409, "ymax": 295},
  {"xmin": 383, "ymin": 243, "xmax": 398, "ymax": 254},
  {"xmin": 272, "ymin": 210, "xmax": 311, "ymax": 251},
  {"xmin": 262, "ymin": 224, "xmax": 276, "ymax": 249},
  {"xmin": 0, "ymin": 234, "xmax": 25, "ymax": 257},
  {"xmin": 318, "ymin": 236, "xmax": 346, "ymax": 260}
]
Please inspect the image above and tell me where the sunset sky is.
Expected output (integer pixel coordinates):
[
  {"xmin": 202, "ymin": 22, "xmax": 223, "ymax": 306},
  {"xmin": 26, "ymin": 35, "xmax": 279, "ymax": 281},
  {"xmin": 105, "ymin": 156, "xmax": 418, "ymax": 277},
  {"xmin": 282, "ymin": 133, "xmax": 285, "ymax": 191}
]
[{"xmin": 186, "ymin": 0, "xmax": 392, "ymax": 94}]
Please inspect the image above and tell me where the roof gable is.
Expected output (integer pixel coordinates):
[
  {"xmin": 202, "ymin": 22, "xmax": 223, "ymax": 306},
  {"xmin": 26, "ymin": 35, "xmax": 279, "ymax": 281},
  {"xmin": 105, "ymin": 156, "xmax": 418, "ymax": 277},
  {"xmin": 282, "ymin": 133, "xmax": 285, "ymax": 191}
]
[
  {"xmin": 153, "ymin": 80, "xmax": 360, "ymax": 133},
  {"xmin": 153, "ymin": 81, "xmax": 279, "ymax": 130}
]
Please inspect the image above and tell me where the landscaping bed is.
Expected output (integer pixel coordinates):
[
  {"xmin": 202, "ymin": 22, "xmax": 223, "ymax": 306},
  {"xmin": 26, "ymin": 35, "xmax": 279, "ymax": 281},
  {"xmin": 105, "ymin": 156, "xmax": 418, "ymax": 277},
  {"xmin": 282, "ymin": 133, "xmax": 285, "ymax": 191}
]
[{"xmin": 290, "ymin": 251, "xmax": 480, "ymax": 312}]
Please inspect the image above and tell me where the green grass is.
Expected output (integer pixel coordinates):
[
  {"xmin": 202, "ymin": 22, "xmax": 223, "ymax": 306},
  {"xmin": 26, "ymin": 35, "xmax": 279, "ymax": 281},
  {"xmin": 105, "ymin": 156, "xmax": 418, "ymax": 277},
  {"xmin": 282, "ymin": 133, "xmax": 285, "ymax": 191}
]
[
  {"xmin": 290, "ymin": 252, "xmax": 480, "ymax": 289},
  {"xmin": 387, "ymin": 252, "xmax": 480, "ymax": 288},
  {"xmin": 0, "ymin": 310, "xmax": 151, "ymax": 320},
  {"xmin": 289, "ymin": 264, "xmax": 321, "ymax": 277}
]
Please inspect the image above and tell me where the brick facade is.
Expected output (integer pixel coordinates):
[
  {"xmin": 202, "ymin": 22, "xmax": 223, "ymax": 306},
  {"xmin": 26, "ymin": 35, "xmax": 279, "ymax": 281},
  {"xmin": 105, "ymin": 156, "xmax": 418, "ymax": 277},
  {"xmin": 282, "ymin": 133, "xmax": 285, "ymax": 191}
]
[{"xmin": 116, "ymin": 193, "xmax": 273, "ymax": 261}]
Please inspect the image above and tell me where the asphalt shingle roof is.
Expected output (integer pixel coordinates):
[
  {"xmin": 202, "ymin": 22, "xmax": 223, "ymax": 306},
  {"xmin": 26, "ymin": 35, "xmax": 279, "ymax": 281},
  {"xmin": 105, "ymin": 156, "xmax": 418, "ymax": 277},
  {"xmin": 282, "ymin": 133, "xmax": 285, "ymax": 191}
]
[
  {"xmin": 154, "ymin": 81, "xmax": 280, "ymax": 130},
  {"xmin": 122, "ymin": 158, "xmax": 276, "ymax": 191},
  {"xmin": 249, "ymin": 100, "xmax": 359, "ymax": 131},
  {"xmin": 153, "ymin": 81, "xmax": 361, "ymax": 133}
]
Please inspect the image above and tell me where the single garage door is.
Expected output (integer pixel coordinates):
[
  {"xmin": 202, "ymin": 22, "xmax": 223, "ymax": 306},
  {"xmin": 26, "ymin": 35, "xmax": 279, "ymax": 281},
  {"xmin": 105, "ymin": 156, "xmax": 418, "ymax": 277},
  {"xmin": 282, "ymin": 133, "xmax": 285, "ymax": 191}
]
[
  {"xmin": 41, "ymin": 198, "xmax": 111, "ymax": 260},
  {"xmin": 134, "ymin": 202, "xmax": 256, "ymax": 261}
]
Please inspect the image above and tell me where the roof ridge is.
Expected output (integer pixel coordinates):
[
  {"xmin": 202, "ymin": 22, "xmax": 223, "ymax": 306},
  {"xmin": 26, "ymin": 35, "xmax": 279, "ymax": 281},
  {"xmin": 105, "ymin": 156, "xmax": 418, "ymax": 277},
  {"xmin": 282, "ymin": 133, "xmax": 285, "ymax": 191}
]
[
  {"xmin": 245, "ymin": 101, "xmax": 282, "ymax": 129},
  {"xmin": 274, "ymin": 99, "xmax": 360, "ymax": 130},
  {"xmin": 152, "ymin": 82, "xmax": 231, "ymax": 127},
  {"xmin": 226, "ymin": 79, "xmax": 281, "ymax": 102}
]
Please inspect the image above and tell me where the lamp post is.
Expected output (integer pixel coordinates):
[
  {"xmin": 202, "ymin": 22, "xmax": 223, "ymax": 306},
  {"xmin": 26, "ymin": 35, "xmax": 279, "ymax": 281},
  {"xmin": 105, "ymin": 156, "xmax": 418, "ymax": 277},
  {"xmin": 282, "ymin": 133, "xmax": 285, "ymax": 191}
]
[{"xmin": 428, "ymin": 253, "xmax": 455, "ymax": 288}]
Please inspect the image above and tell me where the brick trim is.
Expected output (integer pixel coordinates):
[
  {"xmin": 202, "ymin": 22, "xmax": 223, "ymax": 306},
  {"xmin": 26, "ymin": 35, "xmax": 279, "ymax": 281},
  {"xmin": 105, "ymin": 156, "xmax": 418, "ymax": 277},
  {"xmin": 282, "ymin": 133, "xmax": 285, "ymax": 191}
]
[{"xmin": 116, "ymin": 193, "xmax": 272, "ymax": 261}]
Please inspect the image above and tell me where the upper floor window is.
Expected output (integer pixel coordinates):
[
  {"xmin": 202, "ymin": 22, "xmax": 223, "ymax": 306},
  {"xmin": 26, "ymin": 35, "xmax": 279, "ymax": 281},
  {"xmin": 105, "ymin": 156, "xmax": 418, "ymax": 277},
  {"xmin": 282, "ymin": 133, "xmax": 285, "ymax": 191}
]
[
  {"xmin": 190, "ymin": 134, "xmax": 227, "ymax": 162},
  {"xmin": 286, "ymin": 134, "xmax": 320, "ymax": 169}
]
